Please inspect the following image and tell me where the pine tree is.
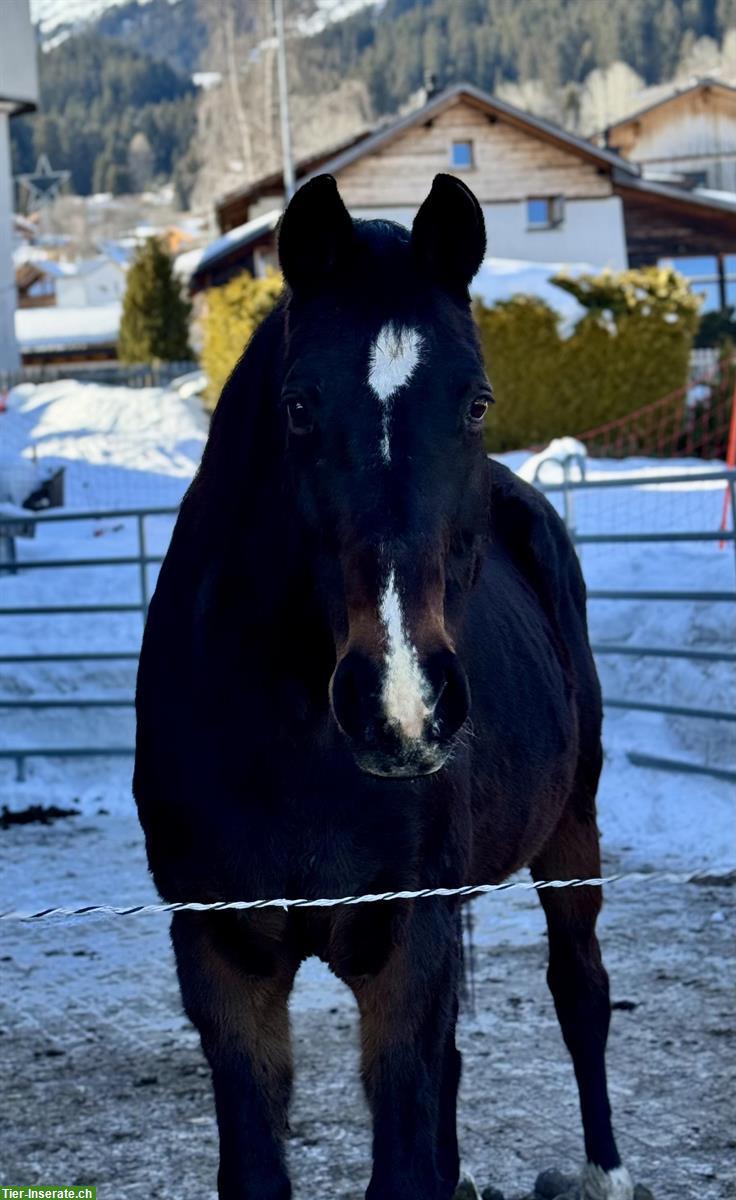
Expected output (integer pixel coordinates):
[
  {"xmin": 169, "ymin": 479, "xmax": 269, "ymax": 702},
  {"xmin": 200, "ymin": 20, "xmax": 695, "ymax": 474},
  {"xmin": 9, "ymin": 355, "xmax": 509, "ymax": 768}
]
[{"xmin": 118, "ymin": 237, "xmax": 192, "ymax": 363}]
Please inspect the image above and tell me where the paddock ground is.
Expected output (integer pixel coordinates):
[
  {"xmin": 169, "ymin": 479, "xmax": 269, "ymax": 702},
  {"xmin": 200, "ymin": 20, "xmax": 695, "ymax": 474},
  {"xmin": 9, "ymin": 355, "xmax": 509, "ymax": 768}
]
[{"xmin": 0, "ymin": 810, "xmax": 733, "ymax": 1200}]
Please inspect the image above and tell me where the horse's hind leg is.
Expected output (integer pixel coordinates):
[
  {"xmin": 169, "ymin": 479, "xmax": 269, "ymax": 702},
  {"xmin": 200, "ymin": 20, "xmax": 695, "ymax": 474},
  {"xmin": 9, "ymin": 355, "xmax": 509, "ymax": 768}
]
[
  {"xmin": 531, "ymin": 797, "xmax": 633, "ymax": 1200},
  {"xmin": 171, "ymin": 910, "xmax": 298, "ymax": 1200}
]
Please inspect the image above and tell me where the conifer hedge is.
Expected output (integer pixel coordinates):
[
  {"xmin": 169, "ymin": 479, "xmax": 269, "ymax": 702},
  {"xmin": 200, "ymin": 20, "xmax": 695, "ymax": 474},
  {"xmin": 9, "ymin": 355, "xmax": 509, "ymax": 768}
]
[
  {"xmin": 475, "ymin": 267, "xmax": 700, "ymax": 452},
  {"xmin": 119, "ymin": 237, "xmax": 192, "ymax": 363},
  {"xmin": 200, "ymin": 270, "xmax": 283, "ymax": 408}
]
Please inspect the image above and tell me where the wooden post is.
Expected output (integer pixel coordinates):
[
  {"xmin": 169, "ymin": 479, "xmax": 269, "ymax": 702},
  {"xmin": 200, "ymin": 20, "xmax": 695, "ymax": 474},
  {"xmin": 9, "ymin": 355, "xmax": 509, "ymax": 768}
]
[{"xmin": 719, "ymin": 379, "xmax": 736, "ymax": 550}]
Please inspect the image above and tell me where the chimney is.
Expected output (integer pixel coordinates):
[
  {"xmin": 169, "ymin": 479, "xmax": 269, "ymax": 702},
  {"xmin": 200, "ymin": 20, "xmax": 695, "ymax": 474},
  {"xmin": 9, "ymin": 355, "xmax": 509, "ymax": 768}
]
[{"xmin": 424, "ymin": 71, "xmax": 440, "ymax": 101}]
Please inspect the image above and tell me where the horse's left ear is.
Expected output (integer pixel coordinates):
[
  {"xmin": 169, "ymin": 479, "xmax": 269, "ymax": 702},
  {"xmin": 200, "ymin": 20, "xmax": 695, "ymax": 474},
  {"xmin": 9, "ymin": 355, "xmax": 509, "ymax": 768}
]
[
  {"xmin": 410, "ymin": 174, "xmax": 486, "ymax": 293},
  {"xmin": 278, "ymin": 174, "xmax": 354, "ymax": 292}
]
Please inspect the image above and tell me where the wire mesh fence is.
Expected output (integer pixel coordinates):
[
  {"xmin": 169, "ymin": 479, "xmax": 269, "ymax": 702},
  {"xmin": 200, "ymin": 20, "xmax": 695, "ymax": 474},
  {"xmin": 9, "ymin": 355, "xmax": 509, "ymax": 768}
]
[{"xmin": 0, "ymin": 468, "xmax": 734, "ymax": 782}]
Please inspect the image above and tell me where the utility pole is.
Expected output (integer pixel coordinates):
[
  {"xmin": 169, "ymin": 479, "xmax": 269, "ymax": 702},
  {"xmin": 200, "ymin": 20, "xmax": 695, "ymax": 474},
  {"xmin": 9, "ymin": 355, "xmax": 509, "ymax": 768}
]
[{"xmin": 273, "ymin": 0, "xmax": 295, "ymax": 202}]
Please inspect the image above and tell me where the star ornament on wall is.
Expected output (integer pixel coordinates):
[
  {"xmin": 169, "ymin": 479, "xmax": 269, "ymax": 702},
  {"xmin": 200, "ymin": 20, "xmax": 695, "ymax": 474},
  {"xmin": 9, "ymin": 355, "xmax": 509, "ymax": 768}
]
[{"xmin": 16, "ymin": 155, "xmax": 71, "ymax": 208}]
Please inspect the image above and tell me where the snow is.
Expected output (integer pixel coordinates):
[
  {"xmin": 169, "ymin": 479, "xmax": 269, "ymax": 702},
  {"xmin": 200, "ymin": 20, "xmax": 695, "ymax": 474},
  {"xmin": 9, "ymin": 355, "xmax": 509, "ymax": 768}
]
[
  {"xmin": 30, "ymin": 0, "xmax": 152, "ymax": 40},
  {"xmin": 298, "ymin": 0, "xmax": 383, "ymax": 36},
  {"xmin": 0, "ymin": 381, "xmax": 732, "ymax": 886},
  {"xmin": 1, "ymin": 379, "xmax": 207, "ymax": 509},
  {"xmin": 471, "ymin": 258, "xmax": 591, "ymax": 329},
  {"xmin": 15, "ymin": 302, "xmax": 121, "ymax": 352},
  {"xmin": 517, "ymin": 436, "xmax": 588, "ymax": 483},
  {"xmin": 195, "ymin": 209, "xmax": 281, "ymax": 273}
]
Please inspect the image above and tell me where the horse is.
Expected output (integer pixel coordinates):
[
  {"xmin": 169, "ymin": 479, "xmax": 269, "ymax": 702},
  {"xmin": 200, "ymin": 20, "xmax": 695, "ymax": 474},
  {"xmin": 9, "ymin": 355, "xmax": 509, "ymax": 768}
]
[{"xmin": 134, "ymin": 173, "xmax": 632, "ymax": 1200}]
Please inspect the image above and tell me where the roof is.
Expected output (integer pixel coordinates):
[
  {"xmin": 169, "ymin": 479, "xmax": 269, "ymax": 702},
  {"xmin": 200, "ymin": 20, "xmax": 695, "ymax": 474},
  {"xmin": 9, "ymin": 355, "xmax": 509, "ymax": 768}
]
[
  {"xmin": 217, "ymin": 83, "xmax": 639, "ymax": 227},
  {"xmin": 37, "ymin": 256, "xmax": 125, "ymax": 280},
  {"xmin": 216, "ymin": 130, "xmax": 373, "ymax": 226},
  {"xmin": 307, "ymin": 83, "xmax": 639, "ymax": 183},
  {"xmin": 195, "ymin": 209, "xmax": 281, "ymax": 275},
  {"xmin": 14, "ymin": 303, "xmax": 121, "ymax": 353},
  {"xmin": 612, "ymin": 169, "xmax": 736, "ymax": 218},
  {"xmin": 605, "ymin": 77, "xmax": 736, "ymax": 139}
]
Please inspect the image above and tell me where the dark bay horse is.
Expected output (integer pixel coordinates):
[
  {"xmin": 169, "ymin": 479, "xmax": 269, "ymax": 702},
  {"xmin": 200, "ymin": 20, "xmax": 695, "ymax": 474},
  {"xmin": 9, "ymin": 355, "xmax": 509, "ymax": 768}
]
[{"xmin": 134, "ymin": 173, "xmax": 632, "ymax": 1200}]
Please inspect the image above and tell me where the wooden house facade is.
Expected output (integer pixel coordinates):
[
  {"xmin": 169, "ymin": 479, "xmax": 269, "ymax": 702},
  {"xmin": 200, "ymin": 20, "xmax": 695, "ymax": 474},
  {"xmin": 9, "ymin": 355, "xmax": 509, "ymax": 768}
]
[
  {"xmin": 192, "ymin": 83, "xmax": 736, "ymax": 308},
  {"xmin": 605, "ymin": 79, "xmax": 736, "ymax": 192}
]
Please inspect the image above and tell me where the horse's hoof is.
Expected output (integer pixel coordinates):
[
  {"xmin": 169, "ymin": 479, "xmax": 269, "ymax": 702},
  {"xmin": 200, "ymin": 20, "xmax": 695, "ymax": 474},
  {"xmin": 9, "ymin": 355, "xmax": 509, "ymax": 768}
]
[
  {"xmin": 481, "ymin": 1187, "xmax": 505, "ymax": 1200},
  {"xmin": 580, "ymin": 1164, "xmax": 634, "ymax": 1200},
  {"xmin": 535, "ymin": 1169, "xmax": 578, "ymax": 1198},
  {"xmin": 633, "ymin": 1188, "xmax": 654, "ymax": 1200},
  {"xmin": 454, "ymin": 1174, "xmax": 482, "ymax": 1199}
]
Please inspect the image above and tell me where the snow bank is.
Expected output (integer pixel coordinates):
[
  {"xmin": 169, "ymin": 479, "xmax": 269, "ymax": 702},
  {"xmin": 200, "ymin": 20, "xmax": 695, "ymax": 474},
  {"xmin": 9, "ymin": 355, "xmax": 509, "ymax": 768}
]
[
  {"xmin": 471, "ymin": 258, "xmax": 590, "ymax": 331},
  {"xmin": 1, "ymin": 379, "xmax": 208, "ymax": 509},
  {"xmin": 15, "ymin": 303, "xmax": 121, "ymax": 352},
  {"xmin": 517, "ymin": 437, "xmax": 588, "ymax": 483}
]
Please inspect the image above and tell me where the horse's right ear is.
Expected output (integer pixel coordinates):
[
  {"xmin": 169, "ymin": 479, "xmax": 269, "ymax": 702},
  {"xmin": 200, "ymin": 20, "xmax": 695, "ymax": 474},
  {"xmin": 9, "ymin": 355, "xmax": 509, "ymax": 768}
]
[
  {"xmin": 278, "ymin": 175, "xmax": 354, "ymax": 292},
  {"xmin": 411, "ymin": 174, "xmax": 486, "ymax": 294}
]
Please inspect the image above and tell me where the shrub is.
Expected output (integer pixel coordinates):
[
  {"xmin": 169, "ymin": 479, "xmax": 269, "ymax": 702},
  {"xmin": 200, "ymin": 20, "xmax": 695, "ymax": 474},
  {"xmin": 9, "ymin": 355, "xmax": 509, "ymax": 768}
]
[
  {"xmin": 119, "ymin": 237, "xmax": 192, "ymax": 363},
  {"xmin": 200, "ymin": 270, "xmax": 283, "ymax": 408},
  {"xmin": 475, "ymin": 266, "xmax": 701, "ymax": 452},
  {"xmin": 695, "ymin": 307, "xmax": 736, "ymax": 349}
]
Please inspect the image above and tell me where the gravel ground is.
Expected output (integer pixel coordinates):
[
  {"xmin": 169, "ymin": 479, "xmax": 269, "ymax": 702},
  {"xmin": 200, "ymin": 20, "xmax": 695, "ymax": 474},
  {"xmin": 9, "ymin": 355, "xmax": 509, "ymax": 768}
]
[{"xmin": 0, "ymin": 810, "xmax": 733, "ymax": 1200}]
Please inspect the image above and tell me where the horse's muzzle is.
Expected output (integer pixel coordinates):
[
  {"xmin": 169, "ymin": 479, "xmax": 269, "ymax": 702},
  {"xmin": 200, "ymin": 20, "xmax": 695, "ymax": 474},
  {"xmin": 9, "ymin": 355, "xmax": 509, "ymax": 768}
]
[{"xmin": 329, "ymin": 646, "xmax": 470, "ymax": 778}]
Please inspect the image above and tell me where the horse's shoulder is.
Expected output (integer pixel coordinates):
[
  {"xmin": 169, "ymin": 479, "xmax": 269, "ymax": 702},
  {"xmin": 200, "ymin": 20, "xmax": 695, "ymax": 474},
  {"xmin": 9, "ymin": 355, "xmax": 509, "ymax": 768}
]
[{"xmin": 487, "ymin": 458, "xmax": 586, "ymax": 621}]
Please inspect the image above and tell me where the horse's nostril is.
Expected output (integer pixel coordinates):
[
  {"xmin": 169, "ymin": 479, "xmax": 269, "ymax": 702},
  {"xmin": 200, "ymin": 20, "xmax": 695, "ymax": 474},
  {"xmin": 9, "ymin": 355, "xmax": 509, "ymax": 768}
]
[
  {"xmin": 427, "ymin": 651, "xmax": 470, "ymax": 742},
  {"xmin": 330, "ymin": 651, "xmax": 381, "ymax": 742}
]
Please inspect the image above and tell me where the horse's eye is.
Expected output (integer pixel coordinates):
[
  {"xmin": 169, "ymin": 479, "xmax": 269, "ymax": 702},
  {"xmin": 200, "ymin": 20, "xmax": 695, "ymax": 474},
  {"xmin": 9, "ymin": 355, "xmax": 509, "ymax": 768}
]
[
  {"xmin": 287, "ymin": 396, "xmax": 314, "ymax": 436},
  {"xmin": 467, "ymin": 395, "xmax": 489, "ymax": 425}
]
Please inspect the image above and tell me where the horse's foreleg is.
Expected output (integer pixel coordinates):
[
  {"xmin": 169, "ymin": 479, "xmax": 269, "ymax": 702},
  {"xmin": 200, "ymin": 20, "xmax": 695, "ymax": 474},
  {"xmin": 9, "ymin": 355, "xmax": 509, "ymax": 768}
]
[
  {"xmin": 171, "ymin": 911, "xmax": 297, "ymax": 1200},
  {"xmin": 345, "ymin": 901, "xmax": 462, "ymax": 1200},
  {"xmin": 531, "ymin": 801, "xmax": 633, "ymax": 1200}
]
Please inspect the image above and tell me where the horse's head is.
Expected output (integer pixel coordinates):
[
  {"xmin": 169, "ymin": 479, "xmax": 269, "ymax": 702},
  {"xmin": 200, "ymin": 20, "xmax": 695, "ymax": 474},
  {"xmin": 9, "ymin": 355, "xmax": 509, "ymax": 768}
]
[{"xmin": 278, "ymin": 174, "xmax": 491, "ymax": 778}]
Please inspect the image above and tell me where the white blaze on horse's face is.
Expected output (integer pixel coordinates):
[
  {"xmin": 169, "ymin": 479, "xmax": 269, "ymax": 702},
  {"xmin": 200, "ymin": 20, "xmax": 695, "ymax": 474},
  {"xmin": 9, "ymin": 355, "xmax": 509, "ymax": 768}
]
[
  {"xmin": 367, "ymin": 324, "xmax": 433, "ymax": 749},
  {"xmin": 367, "ymin": 323, "xmax": 423, "ymax": 463},
  {"xmin": 379, "ymin": 567, "xmax": 433, "ymax": 744}
]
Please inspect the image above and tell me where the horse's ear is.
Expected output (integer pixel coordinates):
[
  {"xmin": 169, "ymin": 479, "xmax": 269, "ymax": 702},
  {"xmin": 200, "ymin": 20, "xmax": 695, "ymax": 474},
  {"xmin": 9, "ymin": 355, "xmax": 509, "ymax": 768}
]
[
  {"xmin": 278, "ymin": 174, "xmax": 354, "ymax": 291},
  {"xmin": 410, "ymin": 174, "xmax": 486, "ymax": 293}
]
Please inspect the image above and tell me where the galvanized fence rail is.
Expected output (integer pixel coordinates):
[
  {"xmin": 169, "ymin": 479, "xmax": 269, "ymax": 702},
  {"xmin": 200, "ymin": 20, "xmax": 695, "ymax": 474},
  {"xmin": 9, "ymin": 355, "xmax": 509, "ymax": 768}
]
[{"xmin": 0, "ymin": 469, "xmax": 734, "ymax": 781}]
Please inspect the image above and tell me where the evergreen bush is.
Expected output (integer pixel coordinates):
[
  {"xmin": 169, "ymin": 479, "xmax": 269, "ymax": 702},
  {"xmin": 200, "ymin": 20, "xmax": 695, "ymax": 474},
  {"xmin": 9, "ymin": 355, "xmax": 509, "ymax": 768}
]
[
  {"xmin": 475, "ymin": 266, "xmax": 701, "ymax": 452},
  {"xmin": 200, "ymin": 270, "xmax": 283, "ymax": 409},
  {"xmin": 118, "ymin": 237, "xmax": 192, "ymax": 363}
]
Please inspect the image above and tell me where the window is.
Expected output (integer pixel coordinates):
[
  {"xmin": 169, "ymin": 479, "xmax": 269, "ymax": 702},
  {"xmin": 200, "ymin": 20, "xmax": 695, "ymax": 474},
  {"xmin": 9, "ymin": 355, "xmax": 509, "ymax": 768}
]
[
  {"xmin": 527, "ymin": 195, "xmax": 565, "ymax": 229},
  {"xmin": 660, "ymin": 256, "xmax": 721, "ymax": 312},
  {"xmin": 451, "ymin": 140, "xmax": 474, "ymax": 169}
]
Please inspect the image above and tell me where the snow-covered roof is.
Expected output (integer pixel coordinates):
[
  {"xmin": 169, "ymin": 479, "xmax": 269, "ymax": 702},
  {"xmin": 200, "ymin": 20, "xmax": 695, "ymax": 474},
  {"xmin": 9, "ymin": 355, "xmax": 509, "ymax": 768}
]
[
  {"xmin": 97, "ymin": 240, "xmax": 132, "ymax": 266},
  {"xmin": 15, "ymin": 303, "xmax": 121, "ymax": 352},
  {"xmin": 34, "ymin": 256, "xmax": 125, "ymax": 280},
  {"xmin": 196, "ymin": 208, "xmax": 282, "ymax": 273},
  {"xmin": 174, "ymin": 245, "xmax": 206, "ymax": 281}
]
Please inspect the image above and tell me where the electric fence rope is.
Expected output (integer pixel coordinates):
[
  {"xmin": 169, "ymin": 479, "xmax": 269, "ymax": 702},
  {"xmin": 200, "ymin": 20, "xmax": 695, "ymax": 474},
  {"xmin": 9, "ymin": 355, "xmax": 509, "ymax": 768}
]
[{"xmin": 1, "ymin": 866, "xmax": 733, "ymax": 921}]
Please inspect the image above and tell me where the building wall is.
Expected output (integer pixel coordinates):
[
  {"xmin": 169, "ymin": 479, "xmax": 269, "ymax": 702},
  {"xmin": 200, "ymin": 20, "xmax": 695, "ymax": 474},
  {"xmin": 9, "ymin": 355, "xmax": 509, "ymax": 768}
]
[
  {"xmin": 0, "ymin": 113, "xmax": 20, "ymax": 370},
  {"xmin": 349, "ymin": 195, "xmax": 628, "ymax": 269},
  {"xmin": 0, "ymin": 0, "xmax": 38, "ymax": 112},
  {"xmin": 56, "ymin": 262, "xmax": 126, "ymax": 308},
  {"xmin": 608, "ymin": 88, "xmax": 736, "ymax": 189},
  {"xmin": 335, "ymin": 101, "xmax": 613, "ymax": 206}
]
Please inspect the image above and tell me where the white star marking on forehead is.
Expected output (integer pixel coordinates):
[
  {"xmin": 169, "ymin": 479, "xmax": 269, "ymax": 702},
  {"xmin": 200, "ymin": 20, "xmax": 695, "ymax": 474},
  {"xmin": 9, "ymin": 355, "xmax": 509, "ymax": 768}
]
[{"xmin": 367, "ymin": 323, "xmax": 423, "ymax": 462}]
